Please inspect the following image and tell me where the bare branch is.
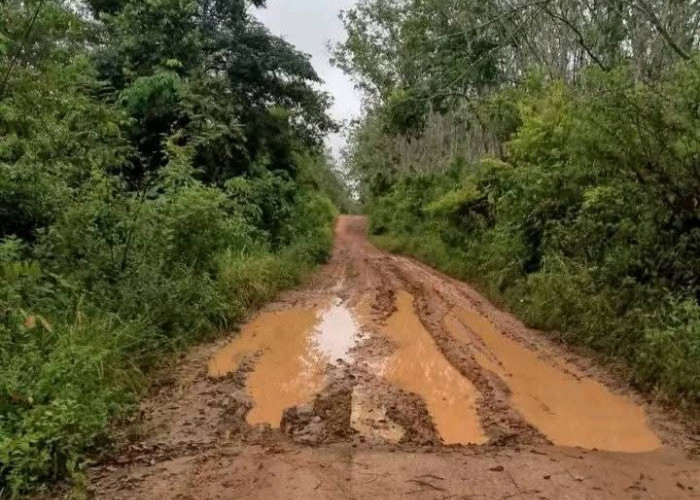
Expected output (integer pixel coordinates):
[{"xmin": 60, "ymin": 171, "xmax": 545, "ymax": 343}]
[
  {"xmin": 633, "ymin": 0, "xmax": 692, "ymax": 61},
  {"xmin": 0, "ymin": 0, "xmax": 47, "ymax": 97},
  {"xmin": 540, "ymin": 3, "xmax": 610, "ymax": 71}
]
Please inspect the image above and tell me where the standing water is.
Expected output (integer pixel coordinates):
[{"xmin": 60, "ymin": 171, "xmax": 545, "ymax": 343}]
[
  {"xmin": 375, "ymin": 291, "xmax": 487, "ymax": 445},
  {"xmin": 445, "ymin": 308, "xmax": 661, "ymax": 452},
  {"xmin": 208, "ymin": 298, "xmax": 360, "ymax": 427}
]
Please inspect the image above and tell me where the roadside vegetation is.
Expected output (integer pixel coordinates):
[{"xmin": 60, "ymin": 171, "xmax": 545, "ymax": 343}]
[
  {"xmin": 0, "ymin": 0, "xmax": 349, "ymax": 495},
  {"xmin": 336, "ymin": 0, "xmax": 699, "ymax": 410}
]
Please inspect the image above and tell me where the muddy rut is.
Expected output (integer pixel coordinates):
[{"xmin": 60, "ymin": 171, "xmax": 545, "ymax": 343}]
[{"xmin": 91, "ymin": 216, "xmax": 699, "ymax": 499}]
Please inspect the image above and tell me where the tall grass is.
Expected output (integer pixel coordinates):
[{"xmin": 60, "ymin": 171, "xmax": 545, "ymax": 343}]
[{"xmin": 0, "ymin": 187, "xmax": 336, "ymax": 496}]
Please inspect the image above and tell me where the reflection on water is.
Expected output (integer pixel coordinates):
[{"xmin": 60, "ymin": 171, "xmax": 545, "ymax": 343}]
[
  {"xmin": 377, "ymin": 291, "xmax": 487, "ymax": 445},
  {"xmin": 207, "ymin": 298, "xmax": 361, "ymax": 427},
  {"xmin": 313, "ymin": 298, "xmax": 360, "ymax": 363},
  {"xmin": 445, "ymin": 308, "xmax": 661, "ymax": 452}
]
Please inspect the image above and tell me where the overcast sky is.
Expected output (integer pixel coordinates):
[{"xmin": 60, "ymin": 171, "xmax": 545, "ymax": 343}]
[{"xmin": 254, "ymin": 0, "xmax": 363, "ymax": 159}]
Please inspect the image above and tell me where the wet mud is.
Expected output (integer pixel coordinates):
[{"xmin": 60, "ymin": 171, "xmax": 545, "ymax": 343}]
[
  {"xmin": 89, "ymin": 216, "xmax": 700, "ymax": 500},
  {"xmin": 377, "ymin": 290, "xmax": 486, "ymax": 445},
  {"xmin": 446, "ymin": 307, "xmax": 661, "ymax": 452},
  {"xmin": 208, "ymin": 308, "xmax": 324, "ymax": 427},
  {"xmin": 208, "ymin": 297, "xmax": 362, "ymax": 428}
]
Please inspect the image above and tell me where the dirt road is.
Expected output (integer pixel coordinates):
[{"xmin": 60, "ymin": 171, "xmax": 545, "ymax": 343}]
[{"xmin": 91, "ymin": 216, "xmax": 699, "ymax": 499}]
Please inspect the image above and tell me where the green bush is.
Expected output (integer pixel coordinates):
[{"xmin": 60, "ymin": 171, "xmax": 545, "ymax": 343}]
[
  {"xmin": 366, "ymin": 60, "xmax": 700, "ymax": 407},
  {"xmin": 0, "ymin": 184, "xmax": 334, "ymax": 494},
  {"xmin": 0, "ymin": 0, "xmax": 344, "ymax": 494}
]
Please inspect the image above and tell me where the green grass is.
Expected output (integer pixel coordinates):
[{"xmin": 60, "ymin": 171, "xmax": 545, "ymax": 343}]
[{"xmin": 0, "ymin": 221, "xmax": 333, "ymax": 498}]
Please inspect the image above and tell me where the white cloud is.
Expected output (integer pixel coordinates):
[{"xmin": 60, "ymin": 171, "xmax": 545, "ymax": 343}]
[{"xmin": 254, "ymin": 0, "xmax": 362, "ymax": 161}]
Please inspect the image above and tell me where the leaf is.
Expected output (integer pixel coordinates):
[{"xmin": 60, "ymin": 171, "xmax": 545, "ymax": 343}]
[
  {"xmin": 38, "ymin": 315, "xmax": 53, "ymax": 333},
  {"xmin": 24, "ymin": 315, "xmax": 37, "ymax": 329}
]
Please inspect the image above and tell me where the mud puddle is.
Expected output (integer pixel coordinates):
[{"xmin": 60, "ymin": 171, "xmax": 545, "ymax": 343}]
[
  {"xmin": 91, "ymin": 217, "xmax": 700, "ymax": 500},
  {"xmin": 445, "ymin": 307, "xmax": 661, "ymax": 452},
  {"xmin": 208, "ymin": 298, "xmax": 361, "ymax": 427},
  {"xmin": 313, "ymin": 297, "xmax": 360, "ymax": 363},
  {"xmin": 375, "ymin": 291, "xmax": 487, "ymax": 445}
]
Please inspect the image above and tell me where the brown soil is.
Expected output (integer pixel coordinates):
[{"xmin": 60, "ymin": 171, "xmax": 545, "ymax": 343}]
[{"xmin": 88, "ymin": 216, "xmax": 700, "ymax": 499}]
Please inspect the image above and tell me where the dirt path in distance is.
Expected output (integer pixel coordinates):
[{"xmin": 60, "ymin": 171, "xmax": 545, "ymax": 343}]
[{"xmin": 90, "ymin": 216, "xmax": 699, "ymax": 499}]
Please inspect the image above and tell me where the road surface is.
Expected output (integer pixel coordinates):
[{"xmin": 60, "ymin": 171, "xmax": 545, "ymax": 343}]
[{"xmin": 91, "ymin": 216, "xmax": 699, "ymax": 499}]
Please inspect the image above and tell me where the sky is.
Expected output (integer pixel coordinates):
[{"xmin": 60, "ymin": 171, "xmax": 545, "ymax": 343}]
[{"xmin": 254, "ymin": 0, "xmax": 363, "ymax": 160}]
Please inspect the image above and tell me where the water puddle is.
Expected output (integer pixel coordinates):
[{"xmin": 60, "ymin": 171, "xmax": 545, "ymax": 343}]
[
  {"xmin": 208, "ymin": 299, "xmax": 360, "ymax": 427},
  {"xmin": 445, "ymin": 308, "xmax": 662, "ymax": 452},
  {"xmin": 208, "ymin": 309, "xmax": 324, "ymax": 426},
  {"xmin": 376, "ymin": 291, "xmax": 487, "ymax": 445},
  {"xmin": 313, "ymin": 297, "xmax": 359, "ymax": 363}
]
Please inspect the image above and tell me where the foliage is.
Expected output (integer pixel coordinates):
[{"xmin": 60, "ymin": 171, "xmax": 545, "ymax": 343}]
[
  {"xmin": 336, "ymin": 0, "xmax": 700, "ymax": 109},
  {"xmin": 0, "ymin": 0, "xmax": 345, "ymax": 495},
  {"xmin": 343, "ymin": 17, "xmax": 700, "ymax": 408}
]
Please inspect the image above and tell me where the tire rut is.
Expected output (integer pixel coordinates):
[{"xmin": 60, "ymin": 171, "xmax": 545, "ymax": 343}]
[{"xmin": 87, "ymin": 216, "xmax": 700, "ymax": 500}]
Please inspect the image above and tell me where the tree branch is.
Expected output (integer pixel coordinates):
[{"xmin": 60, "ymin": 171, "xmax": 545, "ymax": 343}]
[
  {"xmin": 426, "ymin": 0, "xmax": 553, "ymax": 44},
  {"xmin": 540, "ymin": 4, "xmax": 610, "ymax": 71},
  {"xmin": 633, "ymin": 0, "xmax": 692, "ymax": 61},
  {"xmin": 0, "ymin": 0, "xmax": 47, "ymax": 98}
]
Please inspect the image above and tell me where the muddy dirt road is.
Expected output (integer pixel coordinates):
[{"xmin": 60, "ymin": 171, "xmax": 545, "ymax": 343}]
[{"xmin": 91, "ymin": 216, "xmax": 699, "ymax": 499}]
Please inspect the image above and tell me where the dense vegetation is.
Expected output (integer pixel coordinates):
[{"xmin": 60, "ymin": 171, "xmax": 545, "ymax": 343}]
[
  {"xmin": 0, "ymin": 0, "xmax": 348, "ymax": 495},
  {"xmin": 337, "ymin": 0, "xmax": 699, "ymax": 408}
]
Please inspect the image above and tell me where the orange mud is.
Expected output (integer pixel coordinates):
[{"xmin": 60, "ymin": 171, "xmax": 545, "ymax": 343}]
[
  {"xmin": 208, "ymin": 308, "xmax": 325, "ymax": 426},
  {"xmin": 446, "ymin": 307, "xmax": 661, "ymax": 452},
  {"xmin": 377, "ymin": 291, "xmax": 487, "ymax": 445},
  {"xmin": 208, "ymin": 298, "xmax": 362, "ymax": 427},
  {"xmin": 91, "ymin": 216, "xmax": 698, "ymax": 500}
]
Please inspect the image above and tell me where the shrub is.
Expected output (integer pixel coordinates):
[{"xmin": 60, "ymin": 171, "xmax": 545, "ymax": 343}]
[{"xmin": 366, "ymin": 61, "xmax": 700, "ymax": 407}]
